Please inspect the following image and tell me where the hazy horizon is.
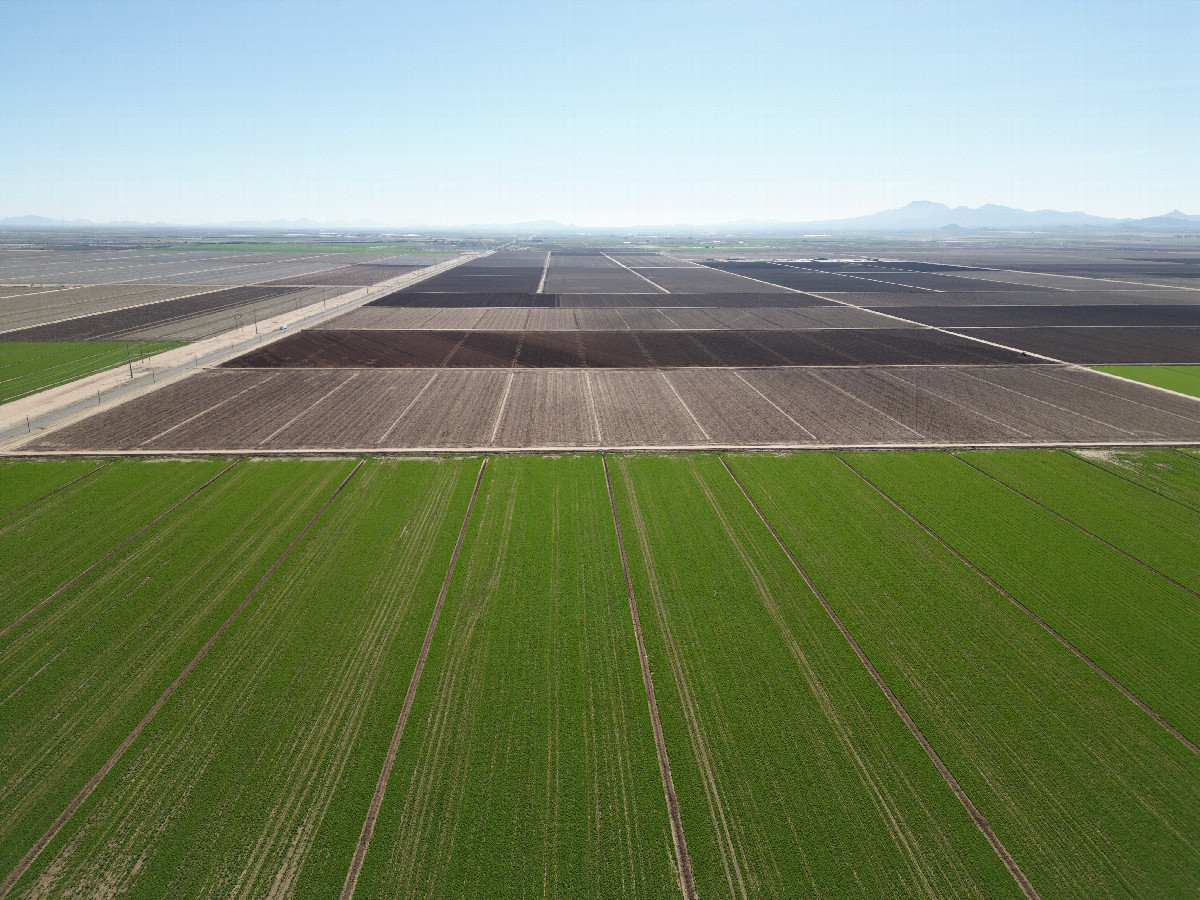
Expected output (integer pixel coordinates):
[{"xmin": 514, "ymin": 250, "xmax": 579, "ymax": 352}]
[{"xmin": 3, "ymin": 0, "xmax": 1198, "ymax": 226}]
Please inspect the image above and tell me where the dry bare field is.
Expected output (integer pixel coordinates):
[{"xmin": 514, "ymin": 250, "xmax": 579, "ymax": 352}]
[{"xmin": 28, "ymin": 364, "xmax": 1200, "ymax": 451}]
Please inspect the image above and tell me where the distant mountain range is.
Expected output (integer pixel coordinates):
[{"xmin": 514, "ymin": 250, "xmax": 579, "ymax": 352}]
[
  {"xmin": 2, "ymin": 203, "xmax": 1200, "ymax": 233},
  {"xmin": 788, "ymin": 201, "xmax": 1200, "ymax": 232}
]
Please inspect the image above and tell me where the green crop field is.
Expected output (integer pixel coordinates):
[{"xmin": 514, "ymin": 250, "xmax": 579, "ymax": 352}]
[
  {"xmin": 0, "ymin": 341, "xmax": 184, "ymax": 404},
  {"xmin": 358, "ymin": 455, "xmax": 677, "ymax": 899},
  {"xmin": 610, "ymin": 453, "xmax": 1022, "ymax": 898},
  {"xmin": 730, "ymin": 451, "xmax": 1200, "ymax": 899},
  {"xmin": 1096, "ymin": 365, "xmax": 1200, "ymax": 398},
  {"xmin": 1, "ymin": 450, "xmax": 1198, "ymax": 899},
  {"xmin": 843, "ymin": 450, "xmax": 1200, "ymax": 746},
  {"xmin": 0, "ymin": 457, "xmax": 108, "ymax": 518},
  {"xmin": 1075, "ymin": 446, "xmax": 1200, "ymax": 509}
]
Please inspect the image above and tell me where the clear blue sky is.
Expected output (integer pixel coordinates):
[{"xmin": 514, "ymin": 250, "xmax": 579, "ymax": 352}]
[{"xmin": 2, "ymin": 0, "xmax": 1197, "ymax": 226}]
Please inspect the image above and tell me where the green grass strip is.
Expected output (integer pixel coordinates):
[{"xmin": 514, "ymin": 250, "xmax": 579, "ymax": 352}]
[
  {"xmin": 357, "ymin": 455, "xmax": 678, "ymax": 899},
  {"xmin": 1094, "ymin": 365, "xmax": 1200, "ymax": 398},
  {"xmin": 0, "ymin": 341, "xmax": 185, "ymax": 404},
  {"xmin": 0, "ymin": 458, "xmax": 357, "ymax": 887},
  {"xmin": 730, "ymin": 450, "xmax": 1200, "ymax": 899},
  {"xmin": 612, "ymin": 453, "xmax": 1021, "ymax": 899}
]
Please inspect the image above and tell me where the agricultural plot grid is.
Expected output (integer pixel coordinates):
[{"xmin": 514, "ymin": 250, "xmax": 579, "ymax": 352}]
[{"xmin": 16, "ymin": 248, "xmax": 1200, "ymax": 451}]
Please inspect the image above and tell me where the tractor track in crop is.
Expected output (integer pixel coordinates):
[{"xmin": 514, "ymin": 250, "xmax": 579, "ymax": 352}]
[
  {"xmin": 604, "ymin": 454, "xmax": 700, "ymax": 900},
  {"xmin": 0, "ymin": 459, "xmax": 365, "ymax": 899},
  {"xmin": 718, "ymin": 454, "xmax": 1042, "ymax": 900},
  {"xmin": 339, "ymin": 457, "xmax": 487, "ymax": 900}
]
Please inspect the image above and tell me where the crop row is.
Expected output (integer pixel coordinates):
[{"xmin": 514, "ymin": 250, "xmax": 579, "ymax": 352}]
[
  {"xmin": 0, "ymin": 459, "xmax": 356, "ymax": 887},
  {"xmin": 2, "ymin": 451, "xmax": 1198, "ymax": 898}
]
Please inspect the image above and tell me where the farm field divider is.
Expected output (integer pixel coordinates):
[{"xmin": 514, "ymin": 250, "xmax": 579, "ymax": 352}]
[
  {"xmin": 609, "ymin": 453, "xmax": 1022, "ymax": 899},
  {"xmin": 0, "ymin": 458, "xmax": 361, "ymax": 894},
  {"xmin": 725, "ymin": 451, "xmax": 1200, "ymax": 898},
  {"xmin": 843, "ymin": 450, "xmax": 1200, "ymax": 746},
  {"xmin": 354, "ymin": 455, "xmax": 680, "ymax": 899}
]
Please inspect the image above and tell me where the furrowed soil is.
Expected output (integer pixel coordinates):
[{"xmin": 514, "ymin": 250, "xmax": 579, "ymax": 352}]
[
  {"xmin": 846, "ymin": 450, "xmax": 1200, "ymax": 746},
  {"xmin": 0, "ymin": 458, "xmax": 356, "ymax": 890},
  {"xmin": 609, "ymin": 453, "xmax": 1021, "ymax": 900},
  {"xmin": 728, "ymin": 451, "xmax": 1200, "ymax": 899},
  {"xmin": 355, "ymin": 455, "xmax": 678, "ymax": 899},
  {"xmin": 8, "ymin": 458, "xmax": 477, "ymax": 899}
]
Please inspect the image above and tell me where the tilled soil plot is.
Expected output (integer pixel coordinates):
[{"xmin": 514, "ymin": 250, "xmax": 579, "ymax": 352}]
[
  {"xmin": 222, "ymin": 328, "xmax": 1031, "ymax": 368},
  {"xmin": 2, "ymin": 285, "xmax": 304, "ymax": 341},
  {"xmin": 838, "ymin": 262, "xmax": 985, "ymax": 272},
  {"xmin": 703, "ymin": 263, "xmax": 930, "ymax": 293},
  {"xmin": 838, "ymin": 289, "xmax": 1200, "ymax": 307},
  {"xmin": 736, "ymin": 368, "xmax": 923, "ymax": 442},
  {"xmin": 29, "ymin": 364, "xmax": 1200, "ymax": 451},
  {"xmin": 557, "ymin": 292, "xmax": 827, "ymax": 307},
  {"xmin": 588, "ymin": 370, "xmax": 709, "ymax": 444},
  {"xmin": 380, "ymin": 370, "xmax": 511, "ymax": 446},
  {"xmin": 542, "ymin": 259, "xmax": 654, "ymax": 293},
  {"xmin": 370, "ymin": 291, "xmax": 555, "ymax": 307},
  {"xmin": 851, "ymin": 272, "xmax": 1034, "ymax": 291},
  {"xmin": 956, "ymin": 326, "xmax": 1200, "ymax": 363},
  {"xmin": 317, "ymin": 307, "xmax": 444, "ymax": 330},
  {"xmin": 143, "ymin": 369, "xmax": 359, "ymax": 448},
  {"xmin": 0, "ymin": 284, "xmax": 214, "ymax": 333},
  {"xmin": 490, "ymin": 370, "xmax": 599, "ymax": 446},
  {"xmin": 627, "ymin": 264, "xmax": 785, "ymax": 293},
  {"xmin": 886, "ymin": 304, "xmax": 1200, "ymax": 328},
  {"xmin": 880, "ymin": 366, "xmax": 1172, "ymax": 441},
  {"xmin": 659, "ymin": 369, "xmax": 808, "ymax": 443},
  {"xmin": 264, "ymin": 264, "xmax": 425, "ymax": 286},
  {"xmin": 408, "ymin": 266, "xmax": 544, "ymax": 293},
  {"xmin": 28, "ymin": 368, "xmax": 271, "ymax": 450},
  {"xmin": 814, "ymin": 366, "xmax": 1049, "ymax": 442},
  {"xmin": 968, "ymin": 366, "xmax": 1200, "ymax": 434}
]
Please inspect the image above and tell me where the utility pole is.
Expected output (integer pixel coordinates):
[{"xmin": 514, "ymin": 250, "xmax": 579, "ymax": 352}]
[{"xmin": 127, "ymin": 345, "xmax": 134, "ymax": 378}]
